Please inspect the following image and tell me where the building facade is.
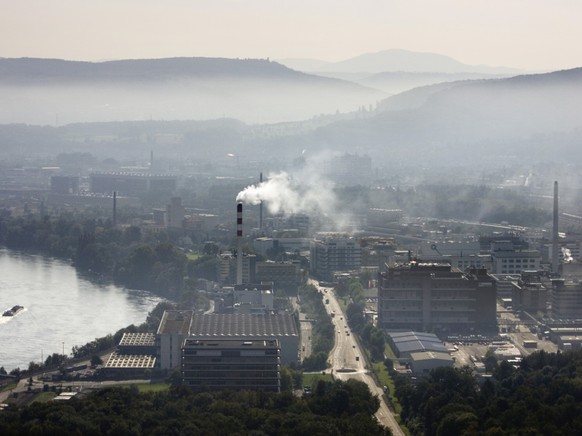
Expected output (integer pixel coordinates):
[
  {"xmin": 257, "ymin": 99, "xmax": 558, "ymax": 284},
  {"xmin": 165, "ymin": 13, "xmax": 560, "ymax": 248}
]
[
  {"xmin": 551, "ymin": 279, "xmax": 582, "ymax": 319},
  {"xmin": 182, "ymin": 339, "xmax": 281, "ymax": 392},
  {"xmin": 310, "ymin": 235, "xmax": 361, "ymax": 281},
  {"xmin": 377, "ymin": 262, "xmax": 497, "ymax": 333}
]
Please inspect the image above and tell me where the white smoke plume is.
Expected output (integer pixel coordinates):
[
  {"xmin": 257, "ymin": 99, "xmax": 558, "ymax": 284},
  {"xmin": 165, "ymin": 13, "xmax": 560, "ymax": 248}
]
[
  {"xmin": 236, "ymin": 152, "xmax": 354, "ymax": 231},
  {"xmin": 237, "ymin": 171, "xmax": 337, "ymax": 215}
]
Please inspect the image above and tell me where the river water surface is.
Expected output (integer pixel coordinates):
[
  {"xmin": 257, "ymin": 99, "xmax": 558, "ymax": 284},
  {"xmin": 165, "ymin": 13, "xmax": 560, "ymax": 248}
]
[{"xmin": 0, "ymin": 248, "xmax": 164, "ymax": 371}]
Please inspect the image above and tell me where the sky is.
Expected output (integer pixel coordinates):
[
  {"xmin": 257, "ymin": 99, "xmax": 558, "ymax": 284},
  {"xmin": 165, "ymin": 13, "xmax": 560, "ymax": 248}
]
[{"xmin": 2, "ymin": 0, "xmax": 582, "ymax": 71}]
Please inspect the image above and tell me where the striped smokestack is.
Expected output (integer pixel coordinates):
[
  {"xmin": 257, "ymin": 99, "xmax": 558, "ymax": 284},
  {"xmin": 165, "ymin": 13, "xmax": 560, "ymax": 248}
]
[
  {"xmin": 237, "ymin": 202, "xmax": 243, "ymax": 285},
  {"xmin": 552, "ymin": 181, "xmax": 559, "ymax": 274}
]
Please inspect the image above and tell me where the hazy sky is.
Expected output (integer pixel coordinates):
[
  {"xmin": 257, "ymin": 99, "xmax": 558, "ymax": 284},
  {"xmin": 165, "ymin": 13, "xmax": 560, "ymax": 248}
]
[{"xmin": 2, "ymin": 0, "xmax": 581, "ymax": 71}]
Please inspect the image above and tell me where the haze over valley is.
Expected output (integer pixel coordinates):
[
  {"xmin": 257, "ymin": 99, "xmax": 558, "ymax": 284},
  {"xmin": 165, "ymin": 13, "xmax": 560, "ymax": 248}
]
[{"xmin": 1, "ymin": 52, "xmax": 581, "ymax": 176}]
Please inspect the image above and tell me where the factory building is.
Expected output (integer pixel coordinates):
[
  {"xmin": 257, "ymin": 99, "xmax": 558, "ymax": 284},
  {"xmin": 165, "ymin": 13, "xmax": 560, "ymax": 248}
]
[
  {"xmin": 490, "ymin": 240, "xmax": 541, "ymax": 274},
  {"xmin": 156, "ymin": 311, "xmax": 299, "ymax": 369},
  {"xmin": 409, "ymin": 351, "xmax": 454, "ymax": 375},
  {"xmin": 511, "ymin": 271, "xmax": 548, "ymax": 315},
  {"xmin": 50, "ymin": 175, "xmax": 80, "ymax": 195},
  {"xmin": 378, "ymin": 262, "xmax": 497, "ymax": 333},
  {"xmin": 387, "ymin": 331, "xmax": 449, "ymax": 361},
  {"xmin": 233, "ymin": 282, "xmax": 274, "ymax": 313},
  {"xmin": 189, "ymin": 313, "xmax": 299, "ymax": 365},
  {"xmin": 551, "ymin": 278, "xmax": 582, "ymax": 319},
  {"xmin": 182, "ymin": 339, "xmax": 281, "ymax": 392},
  {"xmin": 90, "ymin": 172, "xmax": 177, "ymax": 196}
]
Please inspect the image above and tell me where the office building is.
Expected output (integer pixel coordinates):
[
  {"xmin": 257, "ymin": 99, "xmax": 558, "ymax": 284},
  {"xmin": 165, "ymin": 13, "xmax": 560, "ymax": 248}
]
[
  {"xmin": 310, "ymin": 234, "xmax": 361, "ymax": 281},
  {"xmin": 182, "ymin": 339, "xmax": 281, "ymax": 392}
]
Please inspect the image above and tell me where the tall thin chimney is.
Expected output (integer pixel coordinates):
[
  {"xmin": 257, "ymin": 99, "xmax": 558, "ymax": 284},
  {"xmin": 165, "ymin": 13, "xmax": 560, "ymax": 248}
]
[
  {"xmin": 112, "ymin": 191, "xmax": 117, "ymax": 228},
  {"xmin": 552, "ymin": 181, "xmax": 559, "ymax": 274},
  {"xmin": 259, "ymin": 172, "xmax": 263, "ymax": 231},
  {"xmin": 236, "ymin": 202, "xmax": 243, "ymax": 285}
]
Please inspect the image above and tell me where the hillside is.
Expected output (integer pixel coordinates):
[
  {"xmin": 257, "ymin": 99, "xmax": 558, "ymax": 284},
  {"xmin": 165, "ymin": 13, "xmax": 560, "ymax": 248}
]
[
  {"xmin": 1, "ymin": 67, "xmax": 581, "ymax": 170},
  {"xmin": 252, "ymin": 67, "xmax": 582, "ymax": 166},
  {"xmin": 278, "ymin": 49, "xmax": 521, "ymax": 95},
  {"xmin": 0, "ymin": 57, "xmax": 385, "ymax": 125}
]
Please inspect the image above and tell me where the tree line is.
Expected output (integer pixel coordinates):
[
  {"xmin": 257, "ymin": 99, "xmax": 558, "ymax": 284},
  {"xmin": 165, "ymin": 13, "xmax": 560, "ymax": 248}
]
[
  {"xmin": 0, "ymin": 379, "xmax": 387, "ymax": 435},
  {"xmin": 394, "ymin": 349, "xmax": 582, "ymax": 435},
  {"xmin": 298, "ymin": 284, "xmax": 335, "ymax": 371},
  {"xmin": 0, "ymin": 211, "xmax": 217, "ymax": 301}
]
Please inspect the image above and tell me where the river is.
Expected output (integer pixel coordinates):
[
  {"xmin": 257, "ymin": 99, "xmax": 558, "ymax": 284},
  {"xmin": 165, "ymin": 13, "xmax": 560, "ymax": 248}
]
[{"xmin": 0, "ymin": 248, "xmax": 164, "ymax": 371}]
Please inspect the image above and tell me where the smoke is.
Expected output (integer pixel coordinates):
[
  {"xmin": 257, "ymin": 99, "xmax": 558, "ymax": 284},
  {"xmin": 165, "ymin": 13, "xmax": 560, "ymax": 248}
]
[
  {"xmin": 236, "ymin": 152, "xmax": 354, "ymax": 231},
  {"xmin": 562, "ymin": 247, "xmax": 573, "ymax": 263}
]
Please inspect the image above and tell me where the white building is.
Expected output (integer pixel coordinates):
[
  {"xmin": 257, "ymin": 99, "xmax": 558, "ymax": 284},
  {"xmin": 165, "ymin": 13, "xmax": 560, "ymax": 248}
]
[{"xmin": 310, "ymin": 234, "xmax": 361, "ymax": 281}]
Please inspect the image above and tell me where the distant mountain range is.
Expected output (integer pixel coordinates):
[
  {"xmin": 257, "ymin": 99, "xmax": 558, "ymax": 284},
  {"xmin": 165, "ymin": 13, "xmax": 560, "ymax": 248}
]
[
  {"xmin": 278, "ymin": 49, "xmax": 523, "ymax": 94},
  {"xmin": 1, "ymin": 55, "xmax": 581, "ymax": 170},
  {"xmin": 0, "ymin": 57, "xmax": 385, "ymax": 124},
  {"xmin": 279, "ymin": 49, "xmax": 522, "ymax": 75}
]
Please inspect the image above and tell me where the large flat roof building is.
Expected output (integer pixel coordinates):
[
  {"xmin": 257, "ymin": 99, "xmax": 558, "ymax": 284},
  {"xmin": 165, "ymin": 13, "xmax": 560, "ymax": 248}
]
[
  {"xmin": 156, "ymin": 311, "xmax": 299, "ymax": 368},
  {"xmin": 189, "ymin": 313, "xmax": 299, "ymax": 365}
]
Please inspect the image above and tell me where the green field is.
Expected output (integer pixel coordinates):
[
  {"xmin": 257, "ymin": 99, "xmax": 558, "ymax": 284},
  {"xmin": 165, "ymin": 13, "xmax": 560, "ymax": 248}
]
[
  {"xmin": 301, "ymin": 372, "xmax": 333, "ymax": 389},
  {"xmin": 114, "ymin": 382, "xmax": 171, "ymax": 393},
  {"xmin": 33, "ymin": 392, "xmax": 57, "ymax": 403}
]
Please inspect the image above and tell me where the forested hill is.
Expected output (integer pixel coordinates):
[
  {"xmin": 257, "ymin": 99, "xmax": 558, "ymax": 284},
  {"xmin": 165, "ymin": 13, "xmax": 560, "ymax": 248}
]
[
  {"xmin": 0, "ymin": 57, "xmax": 365, "ymax": 85},
  {"xmin": 0, "ymin": 57, "xmax": 384, "ymax": 124}
]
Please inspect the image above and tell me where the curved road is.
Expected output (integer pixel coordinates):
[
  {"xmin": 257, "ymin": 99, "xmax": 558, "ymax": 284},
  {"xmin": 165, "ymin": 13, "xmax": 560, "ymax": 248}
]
[{"xmin": 314, "ymin": 281, "xmax": 404, "ymax": 436}]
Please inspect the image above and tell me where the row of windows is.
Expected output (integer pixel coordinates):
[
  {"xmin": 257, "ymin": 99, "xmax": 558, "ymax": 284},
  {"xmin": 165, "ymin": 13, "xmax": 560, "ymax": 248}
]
[
  {"xmin": 184, "ymin": 371, "xmax": 279, "ymax": 379},
  {"xmin": 501, "ymin": 259, "xmax": 537, "ymax": 264},
  {"xmin": 185, "ymin": 379, "xmax": 280, "ymax": 386},
  {"xmin": 182, "ymin": 364, "xmax": 279, "ymax": 371}
]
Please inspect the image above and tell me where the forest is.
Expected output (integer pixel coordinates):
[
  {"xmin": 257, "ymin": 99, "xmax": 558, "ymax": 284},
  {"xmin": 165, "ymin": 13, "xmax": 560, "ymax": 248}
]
[
  {"xmin": 394, "ymin": 349, "xmax": 582, "ymax": 435},
  {"xmin": 0, "ymin": 379, "xmax": 387, "ymax": 435}
]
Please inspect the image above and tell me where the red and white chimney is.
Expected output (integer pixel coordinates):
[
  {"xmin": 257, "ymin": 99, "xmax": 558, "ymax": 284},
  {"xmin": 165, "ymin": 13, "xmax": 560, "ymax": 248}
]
[{"xmin": 237, "ymin": 202, "xmax": 243, "ymax": 285}]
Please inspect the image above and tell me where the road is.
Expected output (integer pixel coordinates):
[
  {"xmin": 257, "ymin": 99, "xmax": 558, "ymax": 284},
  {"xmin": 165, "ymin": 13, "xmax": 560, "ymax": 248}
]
[{"xmin": 313, "ymin": 280, "xmax": 405, "ymax": 436}]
